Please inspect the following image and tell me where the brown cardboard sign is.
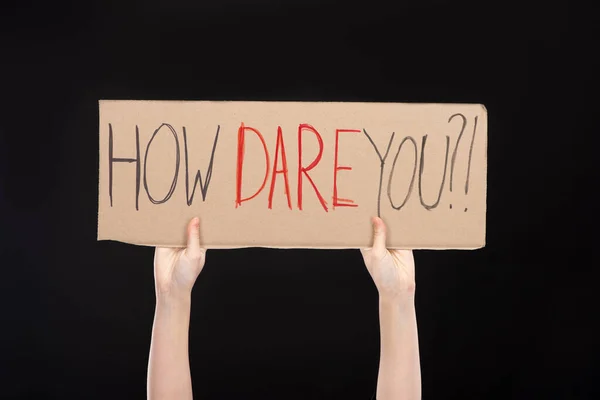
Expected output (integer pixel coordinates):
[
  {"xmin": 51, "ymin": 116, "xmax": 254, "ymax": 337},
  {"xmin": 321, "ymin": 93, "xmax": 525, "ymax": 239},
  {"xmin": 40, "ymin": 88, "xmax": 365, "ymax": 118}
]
[{"xmin": 97, "ymin": 100, "xmax": 487, "ymax": 249}]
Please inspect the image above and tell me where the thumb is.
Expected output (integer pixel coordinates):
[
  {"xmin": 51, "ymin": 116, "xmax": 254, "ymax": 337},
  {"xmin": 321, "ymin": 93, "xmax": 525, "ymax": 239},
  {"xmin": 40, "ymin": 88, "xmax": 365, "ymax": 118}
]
[
  {"xmin": 186, "ymin": 217, "xmax": 203, "ymax": 259},
  {"xmin": 371, "ymin": 216, "xmax": 387, "ymax": 256}
]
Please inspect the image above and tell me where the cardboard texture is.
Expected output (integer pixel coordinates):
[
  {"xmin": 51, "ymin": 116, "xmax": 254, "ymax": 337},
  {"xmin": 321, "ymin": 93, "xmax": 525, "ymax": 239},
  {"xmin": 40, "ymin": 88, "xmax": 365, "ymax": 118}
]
[{"xmin": 98, "ymin": 100, "xmax": 487, "ymax": 249}]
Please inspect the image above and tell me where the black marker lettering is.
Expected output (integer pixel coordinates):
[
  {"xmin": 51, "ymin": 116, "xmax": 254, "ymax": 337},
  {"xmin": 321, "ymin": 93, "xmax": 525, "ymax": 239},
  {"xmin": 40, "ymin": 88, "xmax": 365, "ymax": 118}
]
[
  {"xmin": 143, "ymin": 123, "xmax": 180, "ymax": 205},
  {"xmin": 183, "ymin": 125, "xmax": 220, "ymax": 205},
  {"xmin": 465, "ymin": 116, "xmax": 478, "ymax": 194},
  {"xmin": 108, "ymin": 123, "xmax": 141, "ymax": 210},
  {"xmin": 448, "ymin": 113, "xmax": 467, "ymax": 192},
  {"xmin": 387, "ymin": 136, "xmax": 417, "ymax": 211},
  {"xmin": 363, "ymin": 129, "xmax": 396, "ymax": 218},
  {"xmin": 418, "ymin": 134, "xmax": 450, "ymax": 210}
]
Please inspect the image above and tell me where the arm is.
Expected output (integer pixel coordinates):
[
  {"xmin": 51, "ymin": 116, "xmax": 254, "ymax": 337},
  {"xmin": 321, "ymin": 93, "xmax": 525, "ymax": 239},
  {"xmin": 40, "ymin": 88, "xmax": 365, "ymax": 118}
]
[
  {"xmin": 148, "ymin": 217, "xmax": 206, "ymax": 400},
  {"xmin": 148, "ymin": 293, "xmax": 193, "ymax": 400},
  {"xmin": 377, "ymin": 295, "xmax": 420, "ymax": 400},
  {"xmin": 361, "ymin": 217, "xmax": 421, "ymax": 400}
]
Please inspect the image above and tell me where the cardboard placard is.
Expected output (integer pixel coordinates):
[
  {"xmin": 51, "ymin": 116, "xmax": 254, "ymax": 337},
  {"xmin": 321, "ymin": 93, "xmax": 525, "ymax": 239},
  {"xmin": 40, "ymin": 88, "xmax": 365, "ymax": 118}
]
[{"xmin": 97, "ymin": 100, "xmax": 487, "ymax": 249}]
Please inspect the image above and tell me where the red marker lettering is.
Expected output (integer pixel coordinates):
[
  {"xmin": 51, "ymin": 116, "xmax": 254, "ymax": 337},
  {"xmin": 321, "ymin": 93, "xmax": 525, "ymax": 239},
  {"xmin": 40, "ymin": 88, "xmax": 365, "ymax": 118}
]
[
  {"xmin": 297, "ymin": 124, "xmax": 328, "ymax": 212},
  {"xmin": 333, "ymin": 129, "xmax": 360, "ymax": 208},
  {"xmin": 235, "ymin": 123, "xmax": 270, "ymax": 207},
  {"xmin": 268, "ymin": 126, "xmax": 292, "ymax": 210}
]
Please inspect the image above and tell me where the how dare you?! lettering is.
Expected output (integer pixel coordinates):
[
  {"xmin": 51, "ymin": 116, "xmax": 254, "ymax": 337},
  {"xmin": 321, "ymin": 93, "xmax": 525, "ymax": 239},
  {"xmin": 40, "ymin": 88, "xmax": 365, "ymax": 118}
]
[{"xmin": 106, "ymin": 114, "xmax": 479, "ymax": 216}]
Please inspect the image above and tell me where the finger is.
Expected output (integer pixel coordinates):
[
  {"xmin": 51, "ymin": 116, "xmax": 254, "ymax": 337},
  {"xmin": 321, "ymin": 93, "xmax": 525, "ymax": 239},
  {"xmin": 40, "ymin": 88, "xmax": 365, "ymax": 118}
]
[
  {"xmin": 186, "ymin": 217, "xmax": 204, "ymax": 258},
  {"xmin": 359, "ymin": 248, "xmax": 373, "ymax": 272},
  {"xmin": 155, "ymin": 247, "xmax": 168, "ymax": 257},
  {"xmin": 371, "ymin": 216, "xmax": 387, "ymax": 255},
  {"xmin": 154, "ymin": 247, "xmax": 179, "ymax": 273},
  {"xmin": 155, "ymin": 246, "xmax": 176, "ymax": 258},
  {"xmin": 359, "ymin": 248, "xmax": 371, "ymax": 261},
  {"xmin": 395, "ymin": 249, "xmax": 415, "ymax": 271}
]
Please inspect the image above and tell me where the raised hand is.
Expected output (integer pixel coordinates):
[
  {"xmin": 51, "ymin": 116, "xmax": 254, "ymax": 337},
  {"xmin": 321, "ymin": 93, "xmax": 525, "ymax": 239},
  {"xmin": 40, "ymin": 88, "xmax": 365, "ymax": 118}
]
[
  {"xmin": 360, "ymin": 216, "xmax": 415, "ymax": 302},
  {"xmin": 154, "ymin": 217, "xmax": 206, "ymax": 298}
]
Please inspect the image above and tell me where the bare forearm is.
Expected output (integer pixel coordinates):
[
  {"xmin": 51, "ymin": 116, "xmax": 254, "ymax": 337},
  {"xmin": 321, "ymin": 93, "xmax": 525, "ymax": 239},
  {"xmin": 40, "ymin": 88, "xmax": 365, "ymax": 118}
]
[
  {"xmin": 376, "ymin": 296, "xmax": 421, "ymax": 400},
  {"xmin": 147, "ymin": 293, "xmax": 193, "ymax": 400}
]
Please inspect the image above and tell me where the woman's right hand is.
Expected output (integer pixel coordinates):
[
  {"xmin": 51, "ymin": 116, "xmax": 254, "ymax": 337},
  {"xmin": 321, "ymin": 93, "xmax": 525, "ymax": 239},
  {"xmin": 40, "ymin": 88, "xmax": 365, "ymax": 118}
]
[{"xmin": 153, "ymin": 217, "xmax": 207, "ymax": 299}]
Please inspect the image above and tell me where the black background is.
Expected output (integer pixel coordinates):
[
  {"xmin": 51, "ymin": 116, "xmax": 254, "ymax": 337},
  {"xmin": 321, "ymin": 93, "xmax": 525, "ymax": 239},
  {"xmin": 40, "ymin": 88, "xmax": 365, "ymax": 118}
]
[{"xmin": 1, "ymin": 1, "xmax": 597, "ymax": 399}]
